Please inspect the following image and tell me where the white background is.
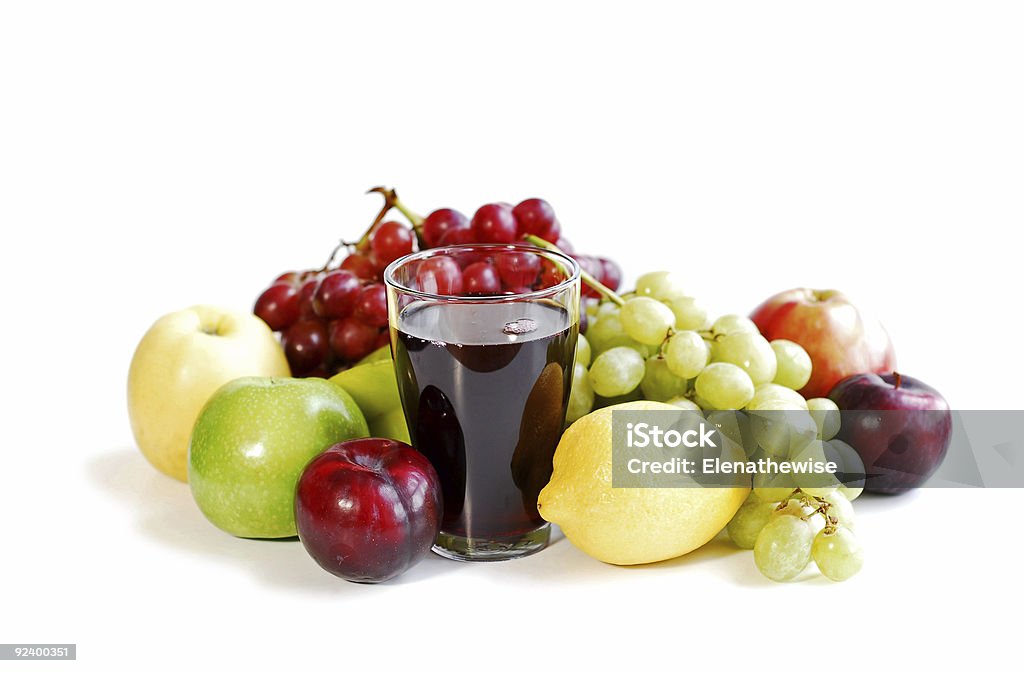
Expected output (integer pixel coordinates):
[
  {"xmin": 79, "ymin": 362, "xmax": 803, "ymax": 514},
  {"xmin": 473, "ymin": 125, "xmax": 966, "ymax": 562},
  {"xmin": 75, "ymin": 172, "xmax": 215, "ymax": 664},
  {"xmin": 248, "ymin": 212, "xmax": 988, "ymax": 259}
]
[{"xmin": 2, "ymin": 1, "xmax": 1022, "ymax": 671}]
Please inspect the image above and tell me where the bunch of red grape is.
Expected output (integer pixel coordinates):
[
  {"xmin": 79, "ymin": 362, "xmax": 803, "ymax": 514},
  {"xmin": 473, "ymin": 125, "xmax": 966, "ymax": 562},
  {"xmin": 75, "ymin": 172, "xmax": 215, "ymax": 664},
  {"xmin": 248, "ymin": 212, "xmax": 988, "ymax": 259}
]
[
  {"xmin": 254, "ymin": 195, "xmax": 622, "ymax": 377},
  {"xmin": 420, "ymin": 199, "xmax": 622, "ymax": 300}
]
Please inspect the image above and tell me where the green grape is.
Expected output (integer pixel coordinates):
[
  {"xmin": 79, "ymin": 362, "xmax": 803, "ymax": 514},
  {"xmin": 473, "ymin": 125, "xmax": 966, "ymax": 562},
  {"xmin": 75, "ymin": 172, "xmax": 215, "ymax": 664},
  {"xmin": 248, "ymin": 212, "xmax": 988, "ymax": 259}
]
[
  {"xmin": 839, "ymin": 485, "xmax": 864, "ymax": 502},
  {"xmin": 664, "ymin": 330, "xmax": 709, "ymax": 379},
  {"xmin": 791, "ymin": 440, "xmax": 843, "ymax": 493},
  {"xmin": 639, "ymin": 356, "xmax": 689, "ymax": 402},
  {"xmin": 705, "ymin": 410, "xmax": 744, "ymax": 445},
  {"xmin": 621, "ymin": 296, "xmax": 676, "ymax": 345},
  {"xmin": 692, "ymin": 393, "xmax": 718, "ymax": 411},
  {"xmin": 806, "ymin": 397, "xmax": 840, "ymax": 440},
  {"xmin": 695, "ymin": 363, "xmax": 755, "ymax": 409},
  {"xmin": 589, "ymin": 346, "xmax": 646, "ymax": 398},
  {"xmin": 663, "ymin": 294, "xmax": 711, "ymax": 331},
  {"xmin": 727, "ymin": 500, "xmax": 775, "ymax": 549},
  {"xmin": 665, "ymin": 396, "xmax": 702, "ymax": 412},
  {"xmin": 566, "ymin": 363, "xmax": 595, "ymax": 424},
  {"xmin": 772, "ymin": 498, "xmax": 811, "ymax": 519},
  {"xmin": 748, "ymin": 383, "xmax": 808, "ymax": 410},
  {"xmin": 587, "ymin": 312, "xmax": 652, "ymax": 357},
  {"xmin": 753, "ymin": 467, "xmax": 798, "ymax": 503},
  {"xmin": 706, "ymin": 410, "xmax": 756, "ymax": 457},
  {"xmin": 754, "ymin": 515, "xmax": 814, "ymax": 582},
  {"xmin": 820, "ymin": 490, "xmax": 856, "ymax": 530},
  {"xmin": 635, "ymin": 271, "xmax": 685, "ymax": 300},
  {"xmin": 585, "ymin": 300, "xmax": 600, "ymax": 319},
  {"xmin": 770, "ymin": 339, "xmax": 812, "ymax": 390},
  {"xmin": 749, "ymin": 409, "xmax": 790, "ymax": 458},
  {"xmin": 576, "ymin": 333, "xmax": 592, "ymax": 368},
  {"xmin": 713, "ymin": 331, "xmax": 778, "ymax": 385},
  {"xmin": 711, "ymin": 314, "xmax": 758, "ymax": 337},
  {"xmin": 826, "ymin": 439, "xmax": 866, "ymax": 499},
  {"xmin": 748, "ymin": 402, "xmax": 816, "ymax": 458},
  {"xmin": 812, "ymin": 525, "xmax": 864, "ymax": 581},
  {"xmin": 597, "ymin": 301, "xmax": 621, "ymax": 320},
  {"xmin": 593, "ymin": 388, "xmax": 644, "ymax": 409},
  {"xmin": 800, "ymin": 485, "xmax": 839, "ymax": 499}
]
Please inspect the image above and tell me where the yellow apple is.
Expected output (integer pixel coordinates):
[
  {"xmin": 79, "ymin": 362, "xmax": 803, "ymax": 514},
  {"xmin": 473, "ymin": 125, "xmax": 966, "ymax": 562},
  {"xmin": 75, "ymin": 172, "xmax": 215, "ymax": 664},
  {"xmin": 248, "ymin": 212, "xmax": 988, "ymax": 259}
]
[{"xmin": 127, "ymin": 305, "xmax": 290, "ymax": 481}]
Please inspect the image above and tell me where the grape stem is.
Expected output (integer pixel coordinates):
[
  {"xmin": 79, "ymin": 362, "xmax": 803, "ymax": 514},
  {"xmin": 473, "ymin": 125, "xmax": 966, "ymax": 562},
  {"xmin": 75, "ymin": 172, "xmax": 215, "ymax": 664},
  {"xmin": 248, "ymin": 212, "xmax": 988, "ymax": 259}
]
[
  {"xmin": 523, "ymin": 234, "xmax": 624, "ymax": 306},
  {"xmin": 368, "ymin": 186, "xmax": 428, "ymax": 249},
  {"xmin": 318, "ymin": 240, "xmax": 349, "ymax": 273},
  {"xmin": 784, "ymin": 488, "xmax": 840, "ymax": 534}
]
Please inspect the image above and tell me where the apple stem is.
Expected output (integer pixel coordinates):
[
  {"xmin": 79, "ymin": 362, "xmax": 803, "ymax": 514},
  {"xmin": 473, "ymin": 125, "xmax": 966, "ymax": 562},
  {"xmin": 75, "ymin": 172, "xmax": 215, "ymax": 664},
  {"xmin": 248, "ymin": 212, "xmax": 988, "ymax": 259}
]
[
  {"xmin": 893, "ymin": 371, "xmax": 903, "ymax": 390},
  {"xmin": 522, "ymin": 234, "xmax": 625, "ymax": 306}
]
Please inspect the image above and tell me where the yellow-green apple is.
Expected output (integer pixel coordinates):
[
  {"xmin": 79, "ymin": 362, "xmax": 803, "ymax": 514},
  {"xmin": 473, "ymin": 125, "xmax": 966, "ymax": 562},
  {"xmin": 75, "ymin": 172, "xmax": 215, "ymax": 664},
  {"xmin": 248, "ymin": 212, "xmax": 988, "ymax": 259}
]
[
  {"xmin": 127, "ymin": 306, "xmax": 290, "ymax": 481},
  {"xmin": 329, "ymin": 358, "xmax": 411, "ymax": 443},
  {"xmin": 188, "ymin": 377, "xmax": 368, "ymax": 538},
  {"xmin": 750, "ymin": 289, "xmax": 896, "ymax": 399}
]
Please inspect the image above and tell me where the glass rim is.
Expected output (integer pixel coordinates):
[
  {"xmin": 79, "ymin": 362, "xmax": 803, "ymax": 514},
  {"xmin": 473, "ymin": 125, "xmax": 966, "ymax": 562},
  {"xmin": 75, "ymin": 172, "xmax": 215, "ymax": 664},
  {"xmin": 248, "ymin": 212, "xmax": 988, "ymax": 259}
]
[{"xmin": 383, "ymin": 243, "xmax": 581, "ymax": 303}]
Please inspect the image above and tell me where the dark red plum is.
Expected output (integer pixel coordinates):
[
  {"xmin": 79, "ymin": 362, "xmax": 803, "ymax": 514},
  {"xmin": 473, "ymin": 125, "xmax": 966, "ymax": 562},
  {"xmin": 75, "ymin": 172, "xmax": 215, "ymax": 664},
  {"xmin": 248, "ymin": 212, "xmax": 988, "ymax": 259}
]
[
  {"xmin": 829, "ymin": 372, "xmax": 951, "ymax": 494},
  {"xmin": 295, "ymin": 438, "xmax": 443, "ymax": 583}
]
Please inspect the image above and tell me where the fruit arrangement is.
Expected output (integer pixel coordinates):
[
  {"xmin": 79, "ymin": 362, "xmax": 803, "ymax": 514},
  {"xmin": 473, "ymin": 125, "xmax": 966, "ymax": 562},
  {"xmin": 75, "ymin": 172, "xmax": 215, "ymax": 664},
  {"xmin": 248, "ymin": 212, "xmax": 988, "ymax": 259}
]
[
  {"xmin": 252, "ymin": 188, "xmax": 622, "ymax": 376},
  {"xmin": 125, "ymin": 185, "xmax": 952, "ymax": 586}
]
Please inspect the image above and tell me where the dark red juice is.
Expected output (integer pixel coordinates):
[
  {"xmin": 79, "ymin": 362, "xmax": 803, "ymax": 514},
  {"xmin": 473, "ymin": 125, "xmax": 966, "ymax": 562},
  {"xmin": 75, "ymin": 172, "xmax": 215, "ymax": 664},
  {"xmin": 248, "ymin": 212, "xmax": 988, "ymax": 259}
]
[{"xmin": 392, "ymin": 300, "xmax": 576, "ymax": 541}]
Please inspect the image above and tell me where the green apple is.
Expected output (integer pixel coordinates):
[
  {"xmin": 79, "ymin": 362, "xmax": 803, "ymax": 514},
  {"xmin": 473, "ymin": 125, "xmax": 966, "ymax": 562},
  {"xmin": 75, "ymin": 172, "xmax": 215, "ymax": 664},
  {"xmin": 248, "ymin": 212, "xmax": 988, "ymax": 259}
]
[
  {"xmin": 128, "ymin": 305, "xmax": 290, "ymax": 482},
  {"xmin": 188, "ymin": 377, "xmax": 368, "ymax": 538}
]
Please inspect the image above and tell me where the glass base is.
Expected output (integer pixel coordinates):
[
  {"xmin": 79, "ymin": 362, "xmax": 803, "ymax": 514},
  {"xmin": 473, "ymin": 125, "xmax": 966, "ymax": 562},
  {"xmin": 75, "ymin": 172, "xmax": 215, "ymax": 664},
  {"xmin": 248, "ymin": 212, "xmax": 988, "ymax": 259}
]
[{"xmin": 432, "ymin": 524, "xmax": 550, "ymax": 562}]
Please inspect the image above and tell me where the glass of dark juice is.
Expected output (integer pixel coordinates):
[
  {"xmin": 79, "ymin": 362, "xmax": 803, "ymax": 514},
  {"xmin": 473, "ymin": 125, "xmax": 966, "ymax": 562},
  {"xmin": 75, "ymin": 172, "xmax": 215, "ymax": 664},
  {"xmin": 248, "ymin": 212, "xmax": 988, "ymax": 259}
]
[{"xmin": 384, "ymin": 244, "xmax": 580, "ymax": 561}]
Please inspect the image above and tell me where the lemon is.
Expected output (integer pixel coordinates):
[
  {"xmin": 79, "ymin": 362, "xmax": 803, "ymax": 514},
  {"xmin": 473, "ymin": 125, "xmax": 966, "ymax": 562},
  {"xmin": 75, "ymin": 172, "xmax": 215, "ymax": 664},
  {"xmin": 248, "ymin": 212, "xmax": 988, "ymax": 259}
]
[{"xmin": 537, "ymin": 400, "xmax": 748, "ymax": 565}]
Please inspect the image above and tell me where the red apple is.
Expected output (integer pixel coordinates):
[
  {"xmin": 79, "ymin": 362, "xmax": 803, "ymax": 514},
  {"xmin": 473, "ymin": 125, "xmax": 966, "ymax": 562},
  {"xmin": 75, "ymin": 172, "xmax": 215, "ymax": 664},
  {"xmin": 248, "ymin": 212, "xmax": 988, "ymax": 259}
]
[
  {"xmin": 750, "ymin": 288, "xmax": 896, "ymax": 398},
  {"xmin": 829, "ymin": 372, "xmax": 952, "ymax": 494},
  {"xmin": 295, "ymin": 438, "xmax": 443, "ymax": 583}
]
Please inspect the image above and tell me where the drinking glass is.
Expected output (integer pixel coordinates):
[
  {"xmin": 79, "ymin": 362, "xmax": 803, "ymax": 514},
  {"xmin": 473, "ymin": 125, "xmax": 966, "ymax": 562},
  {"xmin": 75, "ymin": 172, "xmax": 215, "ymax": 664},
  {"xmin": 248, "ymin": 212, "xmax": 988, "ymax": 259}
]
[{"xmin": 384, "ymin": 244, "xmax": 581, "ymax": 561}]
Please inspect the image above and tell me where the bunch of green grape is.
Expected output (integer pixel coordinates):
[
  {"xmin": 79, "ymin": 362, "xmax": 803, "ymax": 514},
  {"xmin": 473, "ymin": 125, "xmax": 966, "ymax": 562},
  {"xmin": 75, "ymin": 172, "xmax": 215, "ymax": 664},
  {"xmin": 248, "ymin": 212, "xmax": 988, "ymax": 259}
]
[
  {"xmin": 728, "ymin": 487, "xmax": 864, "ymax": 582},
  {"xmin": 568, "ymin": 270, "xmax": 836, "ymax": 421}
]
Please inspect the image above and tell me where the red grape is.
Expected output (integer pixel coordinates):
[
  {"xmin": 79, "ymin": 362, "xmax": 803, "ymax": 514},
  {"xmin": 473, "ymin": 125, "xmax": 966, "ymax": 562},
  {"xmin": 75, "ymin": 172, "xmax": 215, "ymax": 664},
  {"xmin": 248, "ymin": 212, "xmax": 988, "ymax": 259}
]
[
  {"xmin": 274, "ymin": 271, "xmax": 302, "ymax": 285},
  {"xmin": 254, "ymin": 282, "xmax": 300, "ymax": 331},
  {"xmin": 598, "ymin": 257, "xmax": 622, "ymax": 291},
  {"xmin": 329, "ymin": 317, "xmax": 379, "ymax": 362},
  {"xmin": 371, "ymin": 221, "xmax": 415, "ymax": 267},
  {"xmin": 544, "ymin": 219, "xmax": 562, "ymax": 244},
  {"xmin": 552, "ymin": 235, "xmax": 572, "ymax": 253},
  {"xmin": 313, "ymin": 270, "xmax": 361, "ymax": 320},
  {"xmin": 504, "ymin": 285, "xmax": 533, "ymax": 295},
  {"xmin": 462, "ymin": 262, "xmax": 501, "ymax": 295},
  {"xmin": 495, "ymin": 251, "xmax": 541, "ymax": 288},
  {"xmin": 512, "ymin": 198, "xmax": 558, "ymax": 241},
  {"xmin": 416, "ymin": 257, "xmax": 463, "ymax": 295},
  {"xmin": 374, "ymin": 329, "xmax": 391, "ymax": 350},
  {"xmin": 438, "ymin": 226, "xmax": 477, "ymax": 246},
  {"xmin": 422, "ymin": 208, "xmax": 470, "ymax": 248},
  {"xmin": 538, "ymin": 260, "xmax": 565, "ymax": 289},
  {"xmin": 572, "ymin": 254, "xmax": 604, "ymax": 298},
  {"xmin": 283, "ymin": 319, "xmax": 330, "ymax": 374},
  {"xmin": 471, "ymin": 203, "xmax": 518, "ymax": 244},
  {"xmin": 340, "ymin": 253, "xmax": 379, "ymax": 280},
  {"xmin": 297, "ymin": 275, "xmax": 322, "ymax": 320},
  {"xmin": 354, "ymin": 283, "xmax": 389, "ymax": 328}
]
